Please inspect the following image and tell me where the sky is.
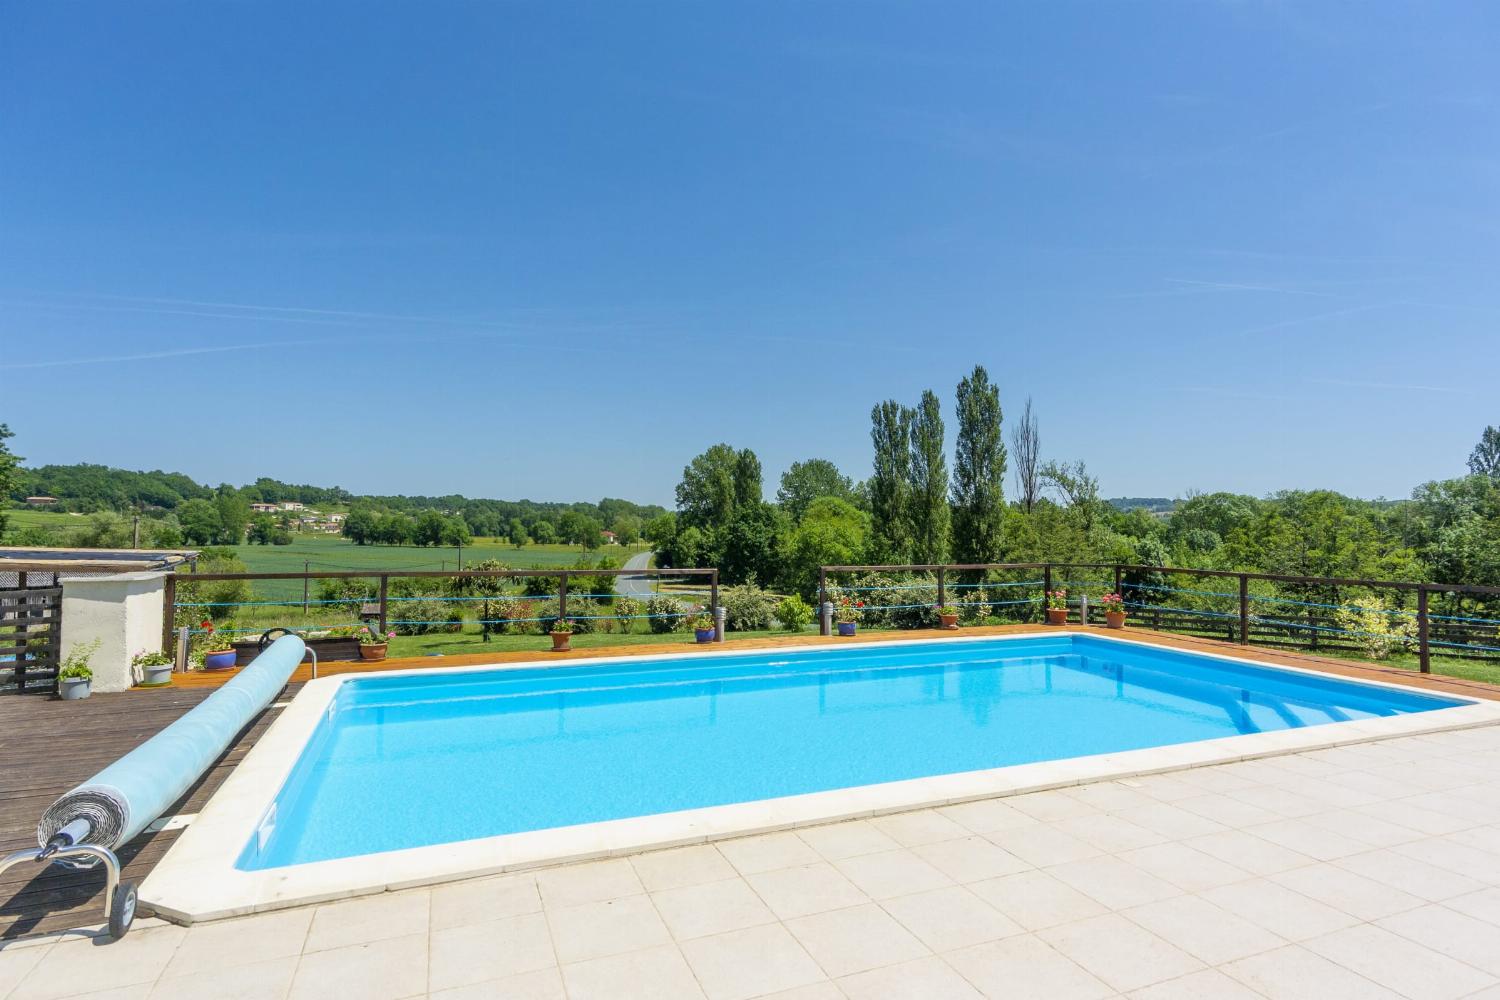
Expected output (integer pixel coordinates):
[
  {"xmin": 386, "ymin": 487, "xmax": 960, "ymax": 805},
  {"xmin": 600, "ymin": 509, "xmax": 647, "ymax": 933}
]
[{"xmin": 3, "ymin": 1, "xmax": 1497, "ymax": 507}]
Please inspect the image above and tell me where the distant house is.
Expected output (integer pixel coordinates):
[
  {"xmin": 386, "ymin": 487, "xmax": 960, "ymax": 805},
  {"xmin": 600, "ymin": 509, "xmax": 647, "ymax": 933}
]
[
  {"xmin": 327, "ymin": 513, "xmax": 346, "ymax": 523},
  {"xmin": 24, "ymin": 496, "xmax": 58, "ymax": 507},
  {"xmin": 249, "ymin": 503, "xmax": 280, "ymax": 513},
  {"xmin": 278, "ymin": 502, "xmax": 305, "ymax": 512},
  {"xmin": 601, "ymin": 530, "xmax": 618, "ymax": 545}
]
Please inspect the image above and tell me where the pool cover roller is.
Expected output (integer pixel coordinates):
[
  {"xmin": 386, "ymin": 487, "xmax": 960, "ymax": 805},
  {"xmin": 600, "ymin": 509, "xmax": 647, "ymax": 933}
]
[{"xmin": 37, "ymin": 634, "xmax": 306, "ymax": 853}]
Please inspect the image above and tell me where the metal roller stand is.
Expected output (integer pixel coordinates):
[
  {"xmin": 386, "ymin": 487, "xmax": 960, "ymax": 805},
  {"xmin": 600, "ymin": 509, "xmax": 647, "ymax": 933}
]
[{"xmin": 0, "ymin": 832, "xmax": 137, "ymax": 939}]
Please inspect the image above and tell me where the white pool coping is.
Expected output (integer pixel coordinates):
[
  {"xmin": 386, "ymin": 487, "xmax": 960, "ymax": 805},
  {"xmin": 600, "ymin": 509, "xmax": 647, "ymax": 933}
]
[{"xmin": 141, "ymin": 631, "xmax": 1500, "ymax": 923}]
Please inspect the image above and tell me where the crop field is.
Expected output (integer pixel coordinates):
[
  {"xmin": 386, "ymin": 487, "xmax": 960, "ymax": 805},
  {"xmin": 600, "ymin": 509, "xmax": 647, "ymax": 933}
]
[{"xmin": 225, "ymin": 535, "xmax": 637, "ymax": 576}]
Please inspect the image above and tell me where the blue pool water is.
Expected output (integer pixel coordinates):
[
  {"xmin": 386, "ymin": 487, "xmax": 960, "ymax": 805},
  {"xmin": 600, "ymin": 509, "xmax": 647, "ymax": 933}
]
[{"xmin": 238, "ymin": 634, "xmax": 1462, "ymax": 870}]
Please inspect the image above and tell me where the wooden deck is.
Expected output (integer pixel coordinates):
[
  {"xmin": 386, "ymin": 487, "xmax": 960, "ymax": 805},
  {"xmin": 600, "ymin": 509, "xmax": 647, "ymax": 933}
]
[
  {"xmin": 3, "ymin": 624, "xmax": 1495, "ymax": 940},
  {"xmin": 0, "ymin": 684, "xmax": 297, "ymax": 939}
]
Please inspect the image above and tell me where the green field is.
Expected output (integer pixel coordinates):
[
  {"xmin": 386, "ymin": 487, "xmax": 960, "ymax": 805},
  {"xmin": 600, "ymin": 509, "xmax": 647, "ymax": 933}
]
[
  {"xmin": 2, "ymin": 508, "xmax": 91, "ymax": 533},
  {"xmin": 226, "ymin": 535, "xmax": 638, "ymax": 575}
]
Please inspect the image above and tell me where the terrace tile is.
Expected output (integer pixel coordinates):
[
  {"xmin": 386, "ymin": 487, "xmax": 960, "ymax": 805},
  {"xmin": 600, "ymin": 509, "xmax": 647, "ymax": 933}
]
[
  {"xmin": 831, "ymin": 849, "xmax": 953, "ymax": 899},
  {"xmin": 429, "ymin": 874, "xmax": 541, "ymax": 931},
  {"xmin": 651, "ymin": 878, "xmax": 777, "ymax": 941},
  {"xmin": 878, "ymin": 885, "xmax": 1023, "ymax": 951},
  {"xmin": 560, "ymin": 943, "xmax": 705, "ymax": 1000},
  {"xmin": 1220, "ymin": 944, "xmax": 1403, "ymax": 999},
  {"xmin": 427, "ymin": 913, "xmax": 555, "ymax": 992},
  {"xmin": 429, "ymin": 967, "xmax": 566, "ymax": 999},
  {"xmin": 1302, "ymin": 923, "xmax": 1496, "ymax": 999},
  {"xmin": 837, "ymin": 955, "xmax": 983, "ymax": 999},
  {"xmin": 943, "ymin": 933, "xmax": 1113, "ymax": 1000},
  {"xmin": 629, "ymin": 845, "xmax": 737, "ymax": 892},
  {"xmin": 794, "ymin": 820, "xmax": 901, "ymax": 859},
  {"xmin": 287, "ymin": 932, "xmax": 426, "ymax": 1000},
  {"xmin": 783, "ymin": 903, "xmax": 929, "ymax": 978},
  {"xmin": 1037, "ymin": 912, "xmax": 1203, "ymax": 993},
  {"xmin": 534, "ymin": 858, "xmax": 644, "ymax": 908},
  {"xmin": 716, "ymin": 833, "xmax": 821, "ymax": 876},
  {"xmin": 303, "ymin": 889, "xmax": 428, "ymax": 953},
  {"xmin": 679, "ymin": 924, "xmax": 826, "ymax": 1000},
  {"xmin": 545, "ymin": 894, "xmax": 671, "ymax": 964},
  {"xmin": 743, "ymin": 863, "xmax": 868, "ymax": 920},
  {"xmin": 966, "ymin": 870, "xmax": 1108, "ymax": 932}
]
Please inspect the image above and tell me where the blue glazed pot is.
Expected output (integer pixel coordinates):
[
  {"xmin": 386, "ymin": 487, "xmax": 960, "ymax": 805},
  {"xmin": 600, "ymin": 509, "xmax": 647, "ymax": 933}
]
[
  {"xmin": 837, "ymin": 622, "xmax": 858, "ymax": 636},
  {"xmin": 695, "ymin": 628, "xmax": 716, "ymax": 644},
  {"xmin": 203, "ymin": 649, "xmax": 237, "ymax": 671}
]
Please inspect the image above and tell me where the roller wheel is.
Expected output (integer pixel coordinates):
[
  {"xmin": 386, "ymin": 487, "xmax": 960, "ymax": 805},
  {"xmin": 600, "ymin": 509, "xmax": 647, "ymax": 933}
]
[{"xmin": 108, "ymin": 881, "xmax": 138, "ymax": 939}]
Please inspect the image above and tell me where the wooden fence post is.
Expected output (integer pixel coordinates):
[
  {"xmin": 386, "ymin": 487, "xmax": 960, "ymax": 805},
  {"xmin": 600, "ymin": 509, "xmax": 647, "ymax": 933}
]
[
  {"xmin": 558, "ymin": 571, "xmax": 568, "ymax": 624},
  {"xmin": 1418, "ymin": 586, "xmax": 1430, "ymax": 674},
  {"xmin": 162, "ymin": 573, "xmax": 177, "ymax": 652},
  {"xmin": 1113, "ymin": 564, "xmax": 1122, "ymax": 596},
  {"xmin": 378, "ymin": 575, "xmax": 389, "ymax": 634},
  {"xmin": 711, "ymin": 571, "xmax": 722, "ymax": 642},
  {"xmin": 936, "ymin": 567, "xmax": 946, "ymax": 613},
  {"xmin": 1239, "ymin": 574, "xmax": 1249, "ymax": 645}
]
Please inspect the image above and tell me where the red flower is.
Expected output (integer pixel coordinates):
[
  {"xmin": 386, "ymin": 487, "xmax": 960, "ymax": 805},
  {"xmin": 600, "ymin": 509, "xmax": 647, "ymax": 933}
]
[{"xmin": 199, "ymin": 620, "xmax": 213, "ymax": 629}]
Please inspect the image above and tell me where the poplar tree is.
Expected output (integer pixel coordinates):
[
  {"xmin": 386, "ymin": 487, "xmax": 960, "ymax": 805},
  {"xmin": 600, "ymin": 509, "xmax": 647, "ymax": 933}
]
[
  {"xmin": 908, "ymin": 389, "xmax": 950, "ymax": 564},
  {"xmin": 952, "ymin": 365, "xmax": 1006, "ymax": 564},
  {"xmin": 868, "ymin": 401, "xmax": 914, "ymax": 562}
]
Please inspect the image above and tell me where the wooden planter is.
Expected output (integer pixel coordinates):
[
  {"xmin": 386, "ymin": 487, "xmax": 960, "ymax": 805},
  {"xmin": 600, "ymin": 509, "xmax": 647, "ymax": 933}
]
[{"xmin": 230, "ymin": 635, "xmax": 362, "ymax": 666}]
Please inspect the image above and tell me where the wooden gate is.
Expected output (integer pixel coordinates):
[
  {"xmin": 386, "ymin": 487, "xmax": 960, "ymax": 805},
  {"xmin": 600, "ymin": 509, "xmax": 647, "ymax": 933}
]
[{"xmin": 0, "ymin": 573, "xmax": 62, "ymax": 694}]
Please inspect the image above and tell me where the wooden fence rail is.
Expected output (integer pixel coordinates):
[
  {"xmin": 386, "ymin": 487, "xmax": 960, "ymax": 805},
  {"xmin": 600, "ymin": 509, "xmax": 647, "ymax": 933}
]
[{"xmin": 819, "ymin": 562, "xmax": 1500, "ymax": 673}]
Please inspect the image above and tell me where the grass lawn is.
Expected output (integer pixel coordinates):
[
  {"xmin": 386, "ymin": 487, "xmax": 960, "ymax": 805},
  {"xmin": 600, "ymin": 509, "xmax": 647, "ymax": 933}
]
[{"xmin": 2, "ymin": 508, "xmax": 91, "ymax": 533}]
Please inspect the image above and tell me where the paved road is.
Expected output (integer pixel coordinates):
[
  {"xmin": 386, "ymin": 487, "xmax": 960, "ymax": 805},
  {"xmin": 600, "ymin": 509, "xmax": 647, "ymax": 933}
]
[{"xmin": 617, "ymin": 549, "xmax": 656, "ymax": 598}]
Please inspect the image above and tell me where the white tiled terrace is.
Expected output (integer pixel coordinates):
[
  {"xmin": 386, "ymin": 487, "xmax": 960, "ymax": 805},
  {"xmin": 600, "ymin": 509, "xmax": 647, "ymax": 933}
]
[{"xmin": 4, "ymin": 723, "xmax": 1500, "ymax": 1000}]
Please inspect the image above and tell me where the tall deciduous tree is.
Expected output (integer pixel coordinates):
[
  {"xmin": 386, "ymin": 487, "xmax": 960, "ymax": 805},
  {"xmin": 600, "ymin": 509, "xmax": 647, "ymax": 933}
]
[
  {"xmin": 868, "ymin": 401, "xmax": 914, "ymax": 562},
  {"xmin": 952, "ymin": 366, "xmax": 1006, "ymax": 564},
  {"xmin": 777, "ymin": 459, "xmax": 855, "ymax": 523},
  {"xmin": 1011, "ymin": 396, "xmax": 1041, "ymax": 514},
  {"xmin": 677, "ymin": 444, "xmax": 753, "ymax": 532},
  {"xmin": 0, "ymin": 425, "xmax": 20, "ymax": 539},
  {"xmin": 908, "ymin": 389, "xmax": 950, "ymax": 564},
  {"xmin": 1470, "ymin": 426, "xmax": 1500, "ymax": 479}
]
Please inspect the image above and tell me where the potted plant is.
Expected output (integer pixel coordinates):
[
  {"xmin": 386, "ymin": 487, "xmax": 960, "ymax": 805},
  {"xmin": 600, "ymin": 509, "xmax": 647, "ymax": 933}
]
[
  {"xmin": 132, "ymin": 649, "xmax": 174, "ymax": 687},
  {"xmin": 691, "ymin": 614, "xmax": 716, "ymax": 644},
  {"xmin": 360, "ymin": 629, "xmax": 394, "ymax": 661},
  {"xmin": 550, "ymin": 618, "xmax": 574, "ymax": 652},
  {"xmin": 199, "ymin": 621, "xmax": 237, "ymax": 670},
  {"xmin": 1100, "ymin": 592, "xmax": 1126, "ymax": 629},
  {"xmin": 937, "ymin": 604, "xmax": 960, "ymax": 630},
  {"xmin": 835, "ymin": 596, "xmax": 862, "ymax": 636},
  {"xmin": 1045, "ymin": 590, "xmax": 1068, "ymax": 626},
  {"xmin": 59, "ymin": 639, "xmax": 99, "ymax": 700}
]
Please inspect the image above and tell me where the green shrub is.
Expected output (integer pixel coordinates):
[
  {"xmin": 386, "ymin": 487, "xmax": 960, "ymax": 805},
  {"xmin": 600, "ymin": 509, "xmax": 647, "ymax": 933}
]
[
  {"xmin": 722, "ymin": 583, "xmax": 777, "ymax": 632},
  {"xmin": 173, "ymin": 554, "xmax": 253, "ymax": 625},
  {"xmin": 776, "ymin": 594, "xmax": 813, "ymax": 631},
  {"xmin": 646, "ymin": 596, "xmax": 691, "ymax": 633},
  {"xmin": 389, "ymin": 599, "xmax": 462, "ymax": 635},
  {"xmin": 831, "ymin": 573, "xmax": 938, "ymax": 629},
  {"xmin": 315, "ymin": 577, "xmax": 376, "ymax": 613}
]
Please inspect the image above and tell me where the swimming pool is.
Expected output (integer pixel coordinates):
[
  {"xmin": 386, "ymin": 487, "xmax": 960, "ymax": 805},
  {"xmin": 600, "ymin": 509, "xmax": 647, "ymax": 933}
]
[{"xmin": 235, "ymin": 633, "xmax": 1462, "ymax": 872}]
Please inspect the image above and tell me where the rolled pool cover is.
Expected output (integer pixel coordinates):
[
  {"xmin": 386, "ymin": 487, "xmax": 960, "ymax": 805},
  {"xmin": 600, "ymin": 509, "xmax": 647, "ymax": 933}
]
[{"xmin": 37, "ymin": 634, "xmax": 306, "ymax": 853}]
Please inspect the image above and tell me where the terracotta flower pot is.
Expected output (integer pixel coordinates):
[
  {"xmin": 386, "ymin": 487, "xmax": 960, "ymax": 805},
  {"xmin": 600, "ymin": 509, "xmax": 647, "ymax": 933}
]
[
  {"xmin": 360, "ymin": 643, "xmax": 388, "ymax": 661},
  {"xmin": 1105, "ymin": 611, "xmax": 1126, "ymax": 629},
  {"xmin": 1046, "ymin": 608, "xmax": 1068, "ymax": 626},
  {"xmin": 551, "ymin": 632, "xmax": 572, "ymax": 652},
  {"xmin": 939, "ymin": 613, "xmax": 959, "ymax": 630}
]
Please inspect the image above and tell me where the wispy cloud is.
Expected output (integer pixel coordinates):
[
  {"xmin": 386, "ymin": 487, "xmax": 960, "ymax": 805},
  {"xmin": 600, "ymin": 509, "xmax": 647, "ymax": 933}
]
[
  {"xmin": 1231, "ymin": 301, "xmax": 1398, "ymax": 336},
  {"xmin": 1306, "ymin": 378, "xmax": 1468, "ymax": 394},
  {"xmin": 1170, "ymin": 386, "xmax": 1301, "ymax": 403},
  {"xmin": 0, "ymin": 340, "xmax": 330, "ymax": 370}
]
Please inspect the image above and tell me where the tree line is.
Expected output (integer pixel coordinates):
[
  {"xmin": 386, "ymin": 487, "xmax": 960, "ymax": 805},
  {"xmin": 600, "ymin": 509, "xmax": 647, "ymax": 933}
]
[{"xmin": 646, "ymin": 368, "xmax": 1500, "ymax": 600}]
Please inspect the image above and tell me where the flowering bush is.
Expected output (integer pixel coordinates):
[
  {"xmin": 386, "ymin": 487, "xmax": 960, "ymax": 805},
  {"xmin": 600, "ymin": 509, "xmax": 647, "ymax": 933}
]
[
  {"xmin": 1045, "ymin": 590, "xmax": 1068, "ymax": 611},
  {"xmin": 646, "ymin": 596, "xmax": 692, "ymax": 633},
  {"xmin": 551, "ymin": 618, "xmax": 575, "ymax": 635},
  {"xmin": 690, "ymin": 614, "xmax": 715, "ymax": 632},
  {"xmin": 835, "ymin": 595, "xmax": 864, "ymax": 624},
  {"xmin": 937, "ymin": 604, "xmax": 959, "ymax": 617},
  {"xmin": 199, "ymin": 621, "xmax": 234, "ymax": 652},
  {"xmin": 362, "ymin": 630, "xmax": 395, "ymax": 646},
  {"xmin": 1333, "ymin": 597, "xmax": 1416, "ymax": 660},
  {"xmin": 1099, "ymin": 593, "xmax": 1125, "ymax": 616}
]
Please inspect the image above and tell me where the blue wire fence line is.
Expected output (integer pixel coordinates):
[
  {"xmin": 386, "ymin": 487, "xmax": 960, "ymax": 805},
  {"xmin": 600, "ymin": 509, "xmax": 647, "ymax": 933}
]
[{"xmin": 172, "ymin": 562, "xmax": 1500, "ymax": 670}]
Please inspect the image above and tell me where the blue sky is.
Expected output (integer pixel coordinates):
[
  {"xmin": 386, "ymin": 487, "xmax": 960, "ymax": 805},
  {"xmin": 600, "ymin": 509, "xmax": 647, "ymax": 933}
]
[{"xmin": 3, "ymin": 2, "xmax": 1497, "ymax": 506}]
